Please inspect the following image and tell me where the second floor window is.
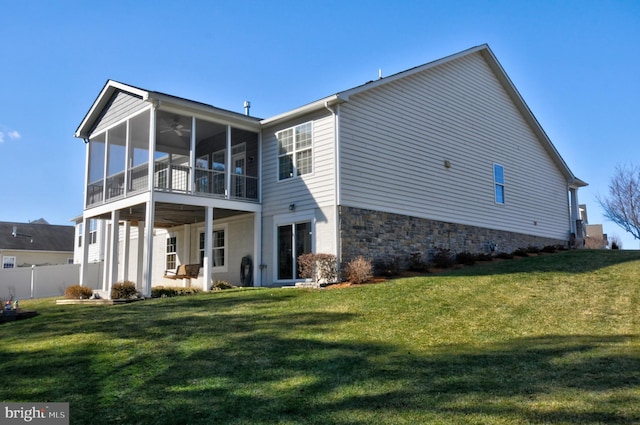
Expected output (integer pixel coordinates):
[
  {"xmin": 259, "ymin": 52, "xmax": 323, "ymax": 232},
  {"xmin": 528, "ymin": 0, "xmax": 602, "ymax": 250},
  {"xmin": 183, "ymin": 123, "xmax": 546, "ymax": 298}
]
[{"xmin": 277, "ymin": 122, "xmax": 313, "ymax": 180}]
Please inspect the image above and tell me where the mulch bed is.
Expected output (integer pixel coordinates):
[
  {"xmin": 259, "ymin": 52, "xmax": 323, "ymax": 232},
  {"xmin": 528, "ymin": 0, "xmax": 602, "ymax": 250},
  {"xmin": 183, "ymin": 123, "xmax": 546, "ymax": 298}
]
[{"xmin": 0, "ymin": 309, "xmax": 38, "ymax": 324}]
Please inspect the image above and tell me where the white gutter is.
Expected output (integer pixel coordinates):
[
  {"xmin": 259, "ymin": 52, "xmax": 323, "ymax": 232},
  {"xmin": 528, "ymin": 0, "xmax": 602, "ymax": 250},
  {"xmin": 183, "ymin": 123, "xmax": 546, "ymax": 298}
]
[{"xmin": 261, "ymin": 95, "xmax": 344, "ymax": 127}]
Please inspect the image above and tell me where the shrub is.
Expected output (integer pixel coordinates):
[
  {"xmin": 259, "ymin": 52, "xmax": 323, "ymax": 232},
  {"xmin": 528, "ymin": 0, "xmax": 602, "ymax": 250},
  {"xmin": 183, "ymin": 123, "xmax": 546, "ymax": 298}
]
[
  {"xmin": 373, "ymin": 257, "xmax": 401, "ymax": 277},
  {"xmin": 298, "ymin": 253, "xmax": 338, "ymax": 284},
  {"xmin": 495, "ymin": 252, "xmax": 514, "ymax": 260},
  {"xmin": 64, "ymin": 285, "xmax": 93, "ymax": 299},
  {"xmin": 111, "ymin": 281, "xmax": 139, "ymax": 299},
  {"xmin": 476, "ymin": 252, "xmax": 493, "ymax": 262},
  {"xmin": 526, "ymin": 245, "xmax": 541, "ymax": 254},
  {"xmin": 151, "ymin": 286, "xmax": 202, "ymax": 298},
  {"xmin": 211, "ymin": 280, "xmax": 236, "ymax": 291},
  {"xmin": 408, "ymin": 252, "xmax": 429, "ymax": 272},
  {"xmin": 431, "ymin": 248, "xmax": 454, "ymax": 269},
  {"xmin": 512, "ymin": 248, "xmax": 529, "ymax": 257},
  {"xmin": 343, "ymin": 256, "xmax": 373, "ymax": 284},
  {"xmin": 541, "ymin": 245, "xmax": 557, "ymax": 253},
  {"xmin": 455, "ymin": 251, "xmax": 477, "ymax": 266}
]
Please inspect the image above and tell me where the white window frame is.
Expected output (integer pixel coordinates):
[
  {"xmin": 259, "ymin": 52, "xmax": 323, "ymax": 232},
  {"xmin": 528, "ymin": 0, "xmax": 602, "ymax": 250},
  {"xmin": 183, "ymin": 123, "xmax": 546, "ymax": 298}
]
[
  {"xmin": 273, "ymin": 212, "xmax": 315, "ymax": 282},
  {"xmin": 493, "ymin": 163, "xmax": 505, "ymax": 204},
  {"xmin": 89, "ymin": 219, "xmax": 98, "ymax": 245},
  {"xmin": 166, "ymin": 235, "xmax": 177, "ymax": 270},
  {"xmin": 2, "ymin": 256, "xmax": 16, "ymax": 269},
  {"xmin": 199, "ymin": 223, "xmax": 228, "ymax": 273},
  {"xmin": 77, "ymin": 223, "xmax": 83, "ymax": 248},
  {"xmin": 277, "ymin": 121, "xmax": 313, "ymax": 181}
]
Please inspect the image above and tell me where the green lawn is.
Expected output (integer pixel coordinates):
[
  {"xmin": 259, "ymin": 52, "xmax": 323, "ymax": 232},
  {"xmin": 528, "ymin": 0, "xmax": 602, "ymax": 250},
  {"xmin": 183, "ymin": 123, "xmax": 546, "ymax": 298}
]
[{"xmin": 1, "ymin": 250, "xmax": 639, "ymax": 424}]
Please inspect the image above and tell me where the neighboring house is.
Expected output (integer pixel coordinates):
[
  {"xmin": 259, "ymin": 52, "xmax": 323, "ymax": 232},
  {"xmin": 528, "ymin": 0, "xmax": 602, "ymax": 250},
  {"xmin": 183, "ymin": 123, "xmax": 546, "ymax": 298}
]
[
  {"xmin": 73, "ymin": 44, "xmax": 586, "ymax": 296},
  {"xmin": 0, "ymin": 219, "xmax": 75, "ymax": 268},
  {"xmin": 579, "ymin": 204, "xmax": 608, "ymax": 249},
  {"xmin": 584, "ymin": 224, "xmax": 608, "ymax": 249}
]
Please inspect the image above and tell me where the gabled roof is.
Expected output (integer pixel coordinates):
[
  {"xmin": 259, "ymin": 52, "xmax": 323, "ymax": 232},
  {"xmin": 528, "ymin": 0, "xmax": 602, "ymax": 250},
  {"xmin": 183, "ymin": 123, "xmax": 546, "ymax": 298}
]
[
  {"xmin": 262, "ymin": 44, "xmax": 586, "ymax": 188},
  {"xmin": 75, "ymin": 45, "xmax": 585, "ymax": 188},
  {"xmin": 0, "ymin": 221, "xmax": 75, "ymax": 252},
  {"xmin": 75, "ymin": 80, "xmax": 261, "ymax": 139}
]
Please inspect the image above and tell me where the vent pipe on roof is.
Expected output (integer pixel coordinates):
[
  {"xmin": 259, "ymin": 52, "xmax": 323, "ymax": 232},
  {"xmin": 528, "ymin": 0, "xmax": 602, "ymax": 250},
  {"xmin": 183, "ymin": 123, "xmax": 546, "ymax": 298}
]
[
  {"xmin": 12, "ymin": 226, "xmax": 33, "ymax": 243},
  {"xmin": 244, "ymin": 101, "xmax": 251, "ymax": 116}
]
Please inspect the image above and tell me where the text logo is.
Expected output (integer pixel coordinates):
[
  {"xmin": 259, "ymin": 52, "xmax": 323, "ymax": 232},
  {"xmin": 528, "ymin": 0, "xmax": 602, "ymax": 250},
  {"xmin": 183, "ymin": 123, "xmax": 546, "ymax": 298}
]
[{"xmin": 2, "ymin": 403, "xmax": 68, "ymax": 424}]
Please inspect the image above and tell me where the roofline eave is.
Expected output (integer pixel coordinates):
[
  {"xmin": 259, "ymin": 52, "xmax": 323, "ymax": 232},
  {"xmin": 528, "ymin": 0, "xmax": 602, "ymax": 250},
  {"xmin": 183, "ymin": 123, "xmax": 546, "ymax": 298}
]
[
  {"xmin": 260, "ymin": 95, "xmax": 343, "ymax": 127},
  {"xmin": 74, "ymin": 80, "xmax": 150, "ymax": 139}
]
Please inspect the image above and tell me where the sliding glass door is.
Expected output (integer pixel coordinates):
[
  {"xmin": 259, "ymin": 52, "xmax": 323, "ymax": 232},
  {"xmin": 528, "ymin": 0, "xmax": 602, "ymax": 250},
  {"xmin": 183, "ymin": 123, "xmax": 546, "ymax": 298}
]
[{"xmin": 277, "ymin": 222, "xmax": 311, "ymax": 280}]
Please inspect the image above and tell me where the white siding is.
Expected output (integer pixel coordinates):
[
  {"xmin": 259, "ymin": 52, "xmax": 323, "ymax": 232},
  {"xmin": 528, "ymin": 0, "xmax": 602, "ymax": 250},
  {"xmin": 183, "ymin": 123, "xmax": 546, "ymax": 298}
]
[
  {"xmin": 339, "ymin": 52, "xmax": 570, "ymax": 239},
  {"xmin": 149, "ymin": 215, "xmax": 255, "ymax": 288},
  {"xmin": 261, "ymin": 111, "xmax": 338, "ymax": 284},
  {"xmin": 261, "ymin": 110, "xmax": 337, "ymax": 217},
  {"xmin": 93, "ymin": 91, "xmax": 147, "ymax": 134}
]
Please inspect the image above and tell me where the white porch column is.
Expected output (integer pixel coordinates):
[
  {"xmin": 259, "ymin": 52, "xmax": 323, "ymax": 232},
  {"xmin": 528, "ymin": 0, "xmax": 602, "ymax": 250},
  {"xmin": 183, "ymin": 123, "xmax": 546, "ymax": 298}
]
[
  {"xmin": 182, "ymin": 223, "xmax": 191, "ymax": 287},
  {"xmin": 80, "ymin": 216, "xmax": 91, "ymax": 287},
  {"xmin": 102, "ymin": 220, "xmax": 110, "ymax": 292},
  {"xmin": 142, "ymin": 202, "xmax": 155, "ymax": 297},
  {"xmin": 122, "ymin": 221, "xmax": 131, "ymax": 282},
  {"xmin": 569, "ymin": 187, "xmax": 579, "ymax": 235},
  {"xmin": 141, "ymin": 101, "xmax": 157, "ymax": 297},
  {"xmin": 136, "ymin": 221, "xmax": 145, "ymax": 292},
  {"xmin": 226, "ymin": 125, "xmax": 232, "ymax": 198},
  {"xmin": 253, "ymin": 212, "xmax": 261, "ymax": 287},
  {"xmin": 107, "ymin": 210, "xmax": 120, "ymax": 299},
  {"xmin": 203, "ymin": 207, "xmax": 214, "ymax": 291},
  {"xmin": 189, "ymin": 117, "xmax": 196, "ymax": 193}
]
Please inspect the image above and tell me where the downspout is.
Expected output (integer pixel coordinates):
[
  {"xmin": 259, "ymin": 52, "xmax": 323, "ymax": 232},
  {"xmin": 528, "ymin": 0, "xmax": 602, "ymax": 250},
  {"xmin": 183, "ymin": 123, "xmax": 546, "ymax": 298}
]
[{"xmin": 325, "ymin": 101, "xmax": 341, "ymax": 272}]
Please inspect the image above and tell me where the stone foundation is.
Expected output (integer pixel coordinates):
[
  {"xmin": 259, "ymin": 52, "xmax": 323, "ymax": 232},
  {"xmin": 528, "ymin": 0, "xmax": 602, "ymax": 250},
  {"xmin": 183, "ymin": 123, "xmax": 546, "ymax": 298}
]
[{"xmin": 339, "ymin": 206, "xmax": 567, "ymax": 267}]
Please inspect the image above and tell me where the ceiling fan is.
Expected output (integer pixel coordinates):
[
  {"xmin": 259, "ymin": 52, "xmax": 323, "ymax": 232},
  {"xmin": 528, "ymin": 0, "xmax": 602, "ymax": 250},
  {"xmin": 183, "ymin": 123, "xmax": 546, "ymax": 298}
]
[{"xmin": 160, "ymin": 119, "xmax": 191, "ymax": 137}]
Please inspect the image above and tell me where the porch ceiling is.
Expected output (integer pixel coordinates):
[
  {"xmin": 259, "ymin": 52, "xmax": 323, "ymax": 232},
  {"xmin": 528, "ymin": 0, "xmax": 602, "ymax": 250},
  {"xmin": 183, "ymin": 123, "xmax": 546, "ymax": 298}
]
[{"xmin": 92, "ymin": 203, "xmax": 244, "ymax": 228}]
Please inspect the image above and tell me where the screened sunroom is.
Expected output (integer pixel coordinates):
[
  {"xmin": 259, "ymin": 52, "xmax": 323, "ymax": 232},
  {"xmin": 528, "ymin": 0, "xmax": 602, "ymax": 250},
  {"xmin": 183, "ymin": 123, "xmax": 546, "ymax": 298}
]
[{"xmin": 75, "ymin": 81, "xmax": 263, "ymax": 297}]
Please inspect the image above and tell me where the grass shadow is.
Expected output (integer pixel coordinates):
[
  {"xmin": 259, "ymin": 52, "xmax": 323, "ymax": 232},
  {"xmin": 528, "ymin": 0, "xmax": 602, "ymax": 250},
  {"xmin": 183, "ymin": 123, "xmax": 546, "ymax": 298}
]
[
  {"xmin": 434, "ymin": 249, "xmax": 640, "ymax": 277},
  {"xmin": 2, "ymin": 299, "xmax": 638, "ymax": 424}
]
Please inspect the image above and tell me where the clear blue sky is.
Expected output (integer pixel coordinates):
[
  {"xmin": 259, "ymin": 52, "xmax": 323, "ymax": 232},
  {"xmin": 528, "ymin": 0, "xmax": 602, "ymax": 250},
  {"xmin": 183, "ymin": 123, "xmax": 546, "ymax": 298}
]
[{"xmin": 1, "ymin": 1, "xmax": 639, "ymax": 248}]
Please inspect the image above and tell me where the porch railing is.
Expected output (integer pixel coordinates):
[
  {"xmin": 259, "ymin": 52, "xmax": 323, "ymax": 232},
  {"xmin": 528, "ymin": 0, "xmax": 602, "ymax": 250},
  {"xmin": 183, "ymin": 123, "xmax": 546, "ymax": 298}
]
[
  {"xmin": 87, "ymin": 161, "xmax": 258, "ymax": 207},
  {"xmin": 154, "ymin": 163, "xmax": 190, "ymax": 193}
]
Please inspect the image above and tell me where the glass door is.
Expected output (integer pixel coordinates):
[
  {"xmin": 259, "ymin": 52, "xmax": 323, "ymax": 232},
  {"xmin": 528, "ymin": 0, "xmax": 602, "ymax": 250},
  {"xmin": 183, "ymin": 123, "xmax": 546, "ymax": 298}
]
[{"xmin": 277, "ymin": 222, "xmax": 312, "ymax": 280}]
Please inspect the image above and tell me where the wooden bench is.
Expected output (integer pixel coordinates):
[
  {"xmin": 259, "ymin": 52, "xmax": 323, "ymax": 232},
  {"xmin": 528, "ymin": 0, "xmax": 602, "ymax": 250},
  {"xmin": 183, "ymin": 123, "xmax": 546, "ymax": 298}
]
[{"xmin": 164, "ymin": 264, "xmax": 201, "ymax": 280}]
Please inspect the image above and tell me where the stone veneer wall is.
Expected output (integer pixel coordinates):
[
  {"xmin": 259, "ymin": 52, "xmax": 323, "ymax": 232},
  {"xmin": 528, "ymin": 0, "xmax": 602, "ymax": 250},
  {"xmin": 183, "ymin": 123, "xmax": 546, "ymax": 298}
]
[{"xmin": 339, "ymin": 206, "xmax": 568, "ymax": 267}]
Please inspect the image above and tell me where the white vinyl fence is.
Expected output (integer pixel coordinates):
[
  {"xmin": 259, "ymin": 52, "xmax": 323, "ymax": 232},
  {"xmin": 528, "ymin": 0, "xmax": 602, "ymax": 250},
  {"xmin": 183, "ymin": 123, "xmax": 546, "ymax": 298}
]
[{"xmin": 0, "ymin": 263, "xmax": 103, "ymax": 300}]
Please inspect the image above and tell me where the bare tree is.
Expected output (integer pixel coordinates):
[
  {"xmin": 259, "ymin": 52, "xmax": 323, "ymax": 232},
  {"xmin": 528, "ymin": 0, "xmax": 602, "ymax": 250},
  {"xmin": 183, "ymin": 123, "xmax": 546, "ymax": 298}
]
[{"xmin": 599, "ymin": 164, "xmax": 640, "ymax": 241}]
